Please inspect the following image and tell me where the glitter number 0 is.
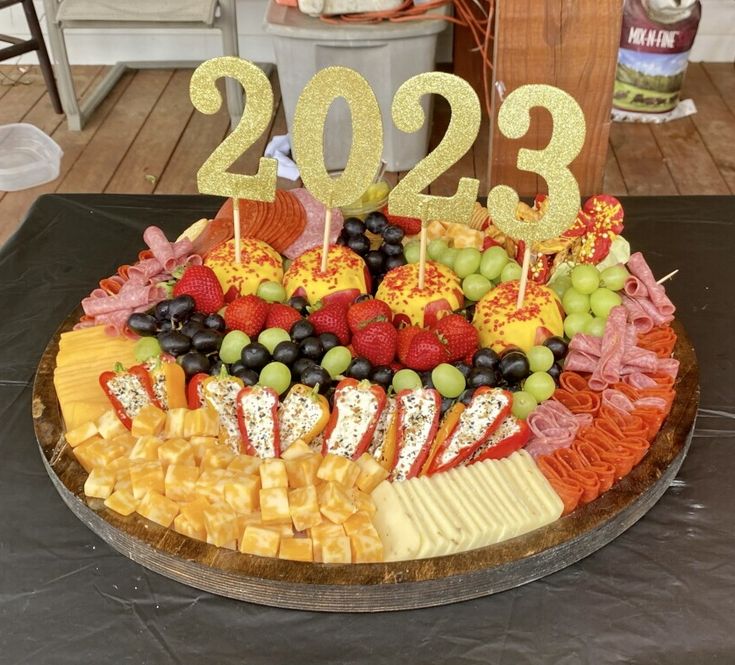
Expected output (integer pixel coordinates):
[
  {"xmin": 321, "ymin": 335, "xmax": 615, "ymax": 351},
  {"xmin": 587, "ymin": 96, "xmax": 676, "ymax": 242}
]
[
  {"xmin": 190, "ymin": 57, "xmax": 277, "ymax": 201},
  {"xmin": 388, "ymin": 72, "xmax": 481, "ymax": 223},
  {"xmin": 291, "ymin": 67, "xmax": 383, "ymax": 208},
  {"xmin": 487, "ymin": 84, "xmax": 586, "ymax": 243}
]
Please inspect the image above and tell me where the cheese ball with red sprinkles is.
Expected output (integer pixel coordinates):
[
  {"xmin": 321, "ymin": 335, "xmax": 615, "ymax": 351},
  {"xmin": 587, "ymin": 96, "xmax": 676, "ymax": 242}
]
[
  {"xmin": 204, "ymin": 238, "xmax": 283, "ymax": 297},
  {"xmin": 472, "ymin": 280, "xmax": 564, "ymax": 353},
  {"xmin": 375, "ymin": 261, "xmax": 463, "ymax": 328},
  {"xmin": 283, "ymin": 244, "xmax": 370, "ymax": 307}
]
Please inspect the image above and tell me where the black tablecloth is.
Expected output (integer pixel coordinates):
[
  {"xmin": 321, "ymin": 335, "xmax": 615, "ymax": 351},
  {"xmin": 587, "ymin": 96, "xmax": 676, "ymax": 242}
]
[{"xmin": 1, "ymin": 194, "xmax": 733, "ymax": 664}]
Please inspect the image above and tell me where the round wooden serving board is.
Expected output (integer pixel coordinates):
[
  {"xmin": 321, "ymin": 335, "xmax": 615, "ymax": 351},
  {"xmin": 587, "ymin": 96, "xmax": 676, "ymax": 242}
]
[{"xmin": 32, "ymin": 308, "xmax": 699, "ymax": 612}]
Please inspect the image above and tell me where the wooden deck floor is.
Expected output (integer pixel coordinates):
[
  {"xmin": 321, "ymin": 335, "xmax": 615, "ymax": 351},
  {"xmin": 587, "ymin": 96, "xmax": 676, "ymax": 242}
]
[{"xmin": 1, "ymin": 62, "xmax": 733, "ymax": 246}]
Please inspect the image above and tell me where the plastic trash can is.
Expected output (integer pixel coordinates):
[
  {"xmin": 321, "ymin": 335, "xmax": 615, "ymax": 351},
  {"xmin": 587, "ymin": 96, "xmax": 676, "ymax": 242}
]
[
  {"xmin": 0, "ymin": 123, "xmax": 62, "ymax": 192},
  {"xmin": 264, "ymin": 1, "xmax": 449, "ymax": 172}
]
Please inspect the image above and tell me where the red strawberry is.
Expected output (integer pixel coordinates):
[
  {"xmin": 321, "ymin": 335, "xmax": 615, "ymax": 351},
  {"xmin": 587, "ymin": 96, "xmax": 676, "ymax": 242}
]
[
  {"xmin": 351, "ymin": 322, "xmax": 397, "ymax": 367},
  {"xmin": 382, "ymin": 207, "xmax": 421, "ymax": 236},
  {"xmin": 308, "ymin": 302, "xmax": 351, "ymax": 345},
  {"xmin": 396, "ymin": 325, "xmax": 422, "ymax": 364},
  {"xmin": 265, "ymin": 303, "xmax": 302, "ymax": 332},
  {"xmin": 403, "ymin": 330, "xmax": 449, "ymax": 371},
  {"xmin": 224, "ymin": 295, "xmax": 269, "ymax": 337},
  {"xmin": 172, "ymin": 265, "xmax": 223, "ymax": 314},
  {"xmin": 346, "ymin": 299, "xmax": 393, "ymax": 334},
  {"xmin": 432, "ymin": 314, "xmax": 479, "ymax": 363}
]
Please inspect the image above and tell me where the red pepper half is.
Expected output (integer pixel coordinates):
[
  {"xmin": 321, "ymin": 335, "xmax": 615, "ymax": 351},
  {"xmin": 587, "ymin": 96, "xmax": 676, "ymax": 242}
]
[
  {"xmin": 236, "ymin": 385, "xmax": 281, "ymax": 458},
  {"xmin": 322, "ymin": 378, "xmax": 386, "ymax": 459},
  {"xmin": 388, "ymin": 388, "xmax": 442, "ymax": 481},
  {"xmin": 99, "ymin": 362, "xmax": 161, "ymax": 429},
  {"xmin": 187, "ymin": 372, "xmax": 209, "ymax": 409},
  {"xmin": 427, "ymin": 387, "xmax": 513, "ymax": 474},
  {"xmin": 464, "ymin": 415, "xmax": 530, "ymax": 465}
]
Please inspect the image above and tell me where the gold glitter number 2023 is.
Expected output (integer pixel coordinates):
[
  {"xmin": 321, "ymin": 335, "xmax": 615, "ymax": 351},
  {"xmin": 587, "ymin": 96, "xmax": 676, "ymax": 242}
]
[
  {"xmin": 190, "ymin": 57, "xmax": 277, "ymax": 201},
  {"xmin": 388, "ymin": 72, "xmax": 481, "ymax": 223},
  {"xmin": 487, "ymin": 84, "xmax": 586, "ymax": 243}
]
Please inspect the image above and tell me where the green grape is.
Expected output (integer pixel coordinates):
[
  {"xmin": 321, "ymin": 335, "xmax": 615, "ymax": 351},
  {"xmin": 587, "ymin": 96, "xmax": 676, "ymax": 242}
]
[
  {"xmin": 134, "ymin": 336, "xmax": 161, "ymax": 363},
  {"xmin": 564, "ymin": 312, "xmax": 593, "ymax": 339},
  {"xmin": 219, "ymin": 330, "xmax": 250, "ymax": 364},
  {"xmin": 562, "ymin": 287, "xmax": 590, "ymax": 314},
  {"xmin": 462, "ymin": 274, "xmax": 493, "ymax": 301},
  {"xmin": 549, "ymin": 274, "xmax": 572, "ymax": 300},
  {"xmin": 258, "ymin": 362, "xmax": 291, "ymax": 395},
  {"xmin": 404, "ymin": 241, "xmax": 421, "ymax": 264},
  {"xmin": 453, "ymin": 248, "xmax": 482, "ymax": 279},
  {"xmin": 479, "ymin": 246, "xmax": 509, "ymax": 280},
  {"xmin": 428, "ymin": 238, "xmax": 448, "ymax": 260},
  {"xmin": 524, "ymin": 372, "xmax": 556, "ymax": 402},
  {"xmin": 431, "ymin": 363, "xmax": 466, "ymax": 398},
  {"xmin": 392, "ymin": 368, "xmax": 422, "ymax": 392},
  {"xmin": 257, "ymin": 327, "xmax": 291, "ymax": 354},
  {"xmin": 257, "ymin": 280, "xmax": 287, "ymax": 303},
  {"xmin": 600, "ymin": 264, "xmax": 629, "ymax": 291},
  {"xmin": 585, "ymin": 316, "xmax": 607, "ymax": 337},
  {"xmin": 527, "ymin": 345, "xmax": 555, "ymax": 373},
  {"xmin": 500, "ymin": 261, "xmax": 522, "ymax": 283},
  {"xmin": 438, "ymin": 247, "xmax": 459, "ymax": 269},
  {"xmin": 589, "ymin": 287, "xmax": 622, "ymax": 318},
  {"xmin": 321, "ymin": 346, "xmax": 352, "ymax": 379},
  {"xmin": 570, "ymin": 264, "xmax": 600, "ymax": 295},
  {"xmin": 512, "ymin": 390, "xmax": 538, "ymax": 420}
]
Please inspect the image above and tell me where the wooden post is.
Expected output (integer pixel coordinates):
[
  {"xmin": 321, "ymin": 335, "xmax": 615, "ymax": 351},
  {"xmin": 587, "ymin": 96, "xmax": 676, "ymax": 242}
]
[{"xmin": 489, "ymin": 0, "xmax": 623, "ymax": 196}]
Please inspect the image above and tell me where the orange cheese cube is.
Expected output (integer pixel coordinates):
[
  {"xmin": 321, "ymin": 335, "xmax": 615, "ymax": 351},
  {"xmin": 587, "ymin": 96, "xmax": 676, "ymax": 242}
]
[
  {"xmin": 194, "ymin": 469, "xmax": 234, "ymax": 502},
  {"xmin": 190, "ymin": 436, "xmax": 219, "ymax": 464},
  {"xmin": 228, "ymin": 454, "xmax": 261, "ymax": 477},
  {"xmin": 279, "ymin": 537, "xmax": 313, "ymax": 562},
  {"xmin": 158, "ymin": 438, "xmax": 195, "ymax": 467},
  {"xmin": 162, "ymin": 407, "xmax": 188, "ymax": 439},
  {"xmin": 96, "ymin": 409, "xmax": 127, "ymax": 440},
  {"xmin": 351, "ymin": 487, "xmax": 376, "ymax": 516},
  {"xmin": 288, "ymin": 485, "xmax": 322, "ymax": 531},
  {"xmin": 240, "ymin": 525, "xmax": 280, "ymax": 557},
  {"xmin": 284, "ymin": 454, "xmax": 321, "ymax": 488},
  {"xmin": 129, "ymin": 460, "xmax": 165, "ymax": 499},
  {"xmin": 129, "ymin": 435, "xmax": 163, "ymax": 461},
  {"xmin": 350, "ymin": 528, "xmax": 384, "ymax": 563},
  {"xmin": 224, "ymin": 476, "xmax": 261, "ymax": 514},
  {"xmin": 112, "ymin": 433, "xmax": 136, "ymax": 454},
  {"xmin": 355, "ymin": 453, "xmax": 390, "ymax": 493},
  {"xmin": 203, "ymin": 503, "xmax": 240, "ymax": 547},
  {"xmin": 342, "ymin": 511, "xmax": 375, "ymax": 537},
  {"xmin": 317, "ymin": 482, "xmax": 356, "ymax": 524},
  {"xmin": 280, "ymin": 439, "xmax": 312, "ymax": 460},
  {"xmin": 259, "ymin": 487, "xmax": 290, "ymax": 523},
  {"xmin": 179, "ymin": 497, "xmax": 211, "ymax": 535},
  {"xmin": 309, "ymin": 521, "xmax": 345, "ymax": 541},
  {"xmin": 184, "ymin": 407, "xmax": 220, "ymax": 438},
  {"xmin": 259, "ymin": 458, "xmax": 288, "ymax": 489},
  {"xmin": 84, "ymin": 467, "xmax": 116, "ymax": 499},
  {"xmin": 104, "ymin": 489, "xmax": 138, "ymax": 516},
  {"xmin": 73, "ymin": 436, "xmax": 128, "ymax": 472},
  {"xmin": 263, "ymin": 522, "xmax": 294, "ymax": 538},
  {"xmin": 317, "ymin": 454, "xmax": 360, "ymax": 488},
  {"xmin": 164, "ymin": 464, "xmax": 200, "ymax": 502},
  {"xmin": 201, "ymin": 447, "xmax": 236, "ymax": 471},
  {"xmin": 106, "ymin": 456, "xmax": 132, "ymax": 482},
  {"xmin": 137, "ymin": 490, "xmax": 179, "ymax": 527},
  {"xmin": 320, "ymin": 535, "xmax": 352, "ymax": 564},
  {"xmin": 130, "ymin": 404, "xmax": 166, "ymax": 437},
  {"xmin": 65, "ymin": 421, "xmax": 98, "ymax": 448},
  {"xmin": 173, "ymin": 513, "xmax": 206, "ymax": 541}
]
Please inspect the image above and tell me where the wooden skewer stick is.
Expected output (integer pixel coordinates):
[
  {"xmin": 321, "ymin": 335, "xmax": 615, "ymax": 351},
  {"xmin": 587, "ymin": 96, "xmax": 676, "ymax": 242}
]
[
  {"xmin": 656, "ymin": 268, "xmax": 679, "ymax": 285},
  {"xmin": 320, "ymin": 198, "xmax": 333, "ymax": 274},
  {"xmin": 515, "ymin": 244, "xmax": 532, "ymax": 310},
  {"xmin": 232, "ymin": 197, "xmax": 241, "ymax": 265},
  {"xmin": 418, "ymin": 220, "xmax": 428, "ymax": 290}
]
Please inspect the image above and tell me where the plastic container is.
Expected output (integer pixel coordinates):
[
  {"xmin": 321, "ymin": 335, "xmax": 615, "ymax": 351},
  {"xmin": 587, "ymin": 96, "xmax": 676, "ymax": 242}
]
[
  {"xmin": 264, "ymin": 1, "xmax": 448, "ymax": 172},
  {"xmin": 0, "ymin": 123, "xmax": 62, "ymax": 192},
  {"xmin": 340, "ymin": 178, "xmax": 390, "ymax": 219}
]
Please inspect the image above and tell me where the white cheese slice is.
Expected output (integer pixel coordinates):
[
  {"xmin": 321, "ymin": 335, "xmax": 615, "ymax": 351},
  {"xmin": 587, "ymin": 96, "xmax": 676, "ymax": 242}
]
[
  {"xmin": 398, "ymin": 481, "xmax": 454, "ymax": 557},
  {"xmin": 497, "ymin": 456, "xmax": 547, "ymax": 524},
  {"xmin": 479, "ymin": 460, "xmax": 538, "ymax": 536},
  {"xmin": 391, "ymin": 481, "xmax": 433, "ymax": 559},
  {"xmin": 467, "ymin": 462, "xmax": 530, "ymax": 539},
  {"xmin": 452, "ymin": 466, "xmax": 510, "ymax": 546},
  {"xmin": 431, "ymin": 473, "xmax": 488, "ymax": 551},
  {"xmin": 370, "ymin": 481, "xmax": 422, "ymax": 562},
  {"xmin": 510, "ymin": 450, "xmax": 564, "ymax": 520},
  {"xmin": 413, "ymin": 476, "xmax": 468, "ymax": 551}
]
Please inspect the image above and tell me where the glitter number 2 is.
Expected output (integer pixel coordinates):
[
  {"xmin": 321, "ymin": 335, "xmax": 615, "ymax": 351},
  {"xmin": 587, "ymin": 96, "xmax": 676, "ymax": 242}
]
[
  {"xmin": 388, "ymin": 72, "xmax": 481, "ymax": 223},
  {"xmin": 190, "ymin": 57, "xmax": 277, "ymax": 202},
  {"xmin": 487, "ymin": 84, "xmax": 586, "ymax": 243}
]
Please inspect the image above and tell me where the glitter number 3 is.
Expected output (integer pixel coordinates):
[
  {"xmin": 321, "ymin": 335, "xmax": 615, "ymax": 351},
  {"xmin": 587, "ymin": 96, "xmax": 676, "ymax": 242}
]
[
  {"xmin": 190, "ymin": 57, "xmax": 277, "ymax": 201},
  {"xmin": 487, "ymin": 84, "xmax": 586, "ymax": 243},
  {"xmin": 388, "ymin": 72, "xmax": 481, "ymax": 223}
]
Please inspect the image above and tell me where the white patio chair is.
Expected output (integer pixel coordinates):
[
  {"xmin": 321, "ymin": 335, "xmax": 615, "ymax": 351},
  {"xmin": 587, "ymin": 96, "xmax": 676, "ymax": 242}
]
[{"xmin": 42, "ymin": 0, "xmax": 243, "ymax": 130}]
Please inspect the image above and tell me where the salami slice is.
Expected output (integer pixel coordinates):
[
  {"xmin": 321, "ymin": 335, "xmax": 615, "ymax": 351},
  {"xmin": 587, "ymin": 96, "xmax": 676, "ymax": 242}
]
[
  {"xmin": 284, "ymin": 188, "xmax": 344, "ymax": 259},
  {"xmin": 589, "ymin": 306, "xmax": 627, "ymax": 391}
]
